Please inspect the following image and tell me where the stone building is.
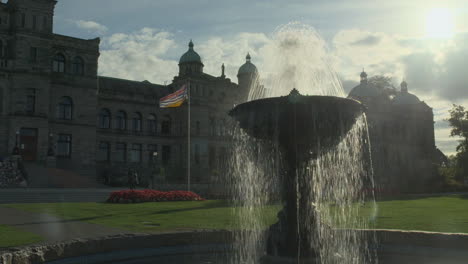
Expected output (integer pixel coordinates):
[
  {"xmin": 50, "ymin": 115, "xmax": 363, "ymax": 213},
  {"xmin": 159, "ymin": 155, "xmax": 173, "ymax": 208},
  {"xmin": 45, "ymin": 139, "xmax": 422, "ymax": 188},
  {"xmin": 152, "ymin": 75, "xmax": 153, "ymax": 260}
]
[
  {"xmin": 0, "ymin": 0, "xmax": 257, "ymax": 187},
  {"xmin": 349, "ymin": 71, "xmax": 438, "ymax": 193}
]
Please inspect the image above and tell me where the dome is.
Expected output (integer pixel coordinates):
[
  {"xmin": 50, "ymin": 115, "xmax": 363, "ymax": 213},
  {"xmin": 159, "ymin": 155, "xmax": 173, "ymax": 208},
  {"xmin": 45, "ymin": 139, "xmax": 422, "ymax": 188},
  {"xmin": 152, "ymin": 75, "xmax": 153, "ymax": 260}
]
[
  {"xmin": 393, "ymin": 92, "xmax": 421, "ymax": 105},
  {"xmin": 179, "ymin": 40, "xmax": 202, "ymax": 64},
  {"xmin": 348, "ymin": 83, "xmax": 381, "ymax": 98},
  {"xmin": 238, "ymin": 53, "xmax": 258, "ymax": 75}
]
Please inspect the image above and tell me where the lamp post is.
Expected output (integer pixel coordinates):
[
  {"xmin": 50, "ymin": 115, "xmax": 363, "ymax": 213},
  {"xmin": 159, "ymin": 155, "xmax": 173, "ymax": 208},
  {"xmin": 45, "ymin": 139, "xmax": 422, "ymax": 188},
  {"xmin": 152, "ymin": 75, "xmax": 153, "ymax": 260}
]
[
  {"xmin": 152, "ymin": 151, "xmax": 158, "ymax": 189},
  {"xmin": 12, "ymin": 130, "xmax": 20, "ymax": 155}
]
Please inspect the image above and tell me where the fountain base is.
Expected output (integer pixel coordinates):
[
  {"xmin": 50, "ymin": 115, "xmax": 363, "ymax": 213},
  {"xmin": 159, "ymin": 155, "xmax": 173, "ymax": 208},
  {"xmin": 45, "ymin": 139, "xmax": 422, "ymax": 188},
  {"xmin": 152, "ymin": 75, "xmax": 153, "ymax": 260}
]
[{"xmin": 260, "ymin": 255, "xmax": 320, "ymax": 264}]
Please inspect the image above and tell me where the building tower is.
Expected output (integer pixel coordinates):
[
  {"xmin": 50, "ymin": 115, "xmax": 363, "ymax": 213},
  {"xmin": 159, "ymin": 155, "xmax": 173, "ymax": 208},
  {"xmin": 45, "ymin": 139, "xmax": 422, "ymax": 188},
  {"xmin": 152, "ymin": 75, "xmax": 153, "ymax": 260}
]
[
  {"xmin": 237, "ymin": 53, "xmax": 259, "ymax": 101},
  {"xmin": 178, "ymin": 40, "xmax": 204, "ymax": 76}
]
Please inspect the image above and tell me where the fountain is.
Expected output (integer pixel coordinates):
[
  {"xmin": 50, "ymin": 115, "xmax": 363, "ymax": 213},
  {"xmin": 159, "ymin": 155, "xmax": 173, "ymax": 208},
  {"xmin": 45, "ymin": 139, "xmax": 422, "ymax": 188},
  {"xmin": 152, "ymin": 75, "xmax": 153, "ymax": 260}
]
[{"xmin": 229, "ymin": 89, "xmax": 368, "ymax": 263}]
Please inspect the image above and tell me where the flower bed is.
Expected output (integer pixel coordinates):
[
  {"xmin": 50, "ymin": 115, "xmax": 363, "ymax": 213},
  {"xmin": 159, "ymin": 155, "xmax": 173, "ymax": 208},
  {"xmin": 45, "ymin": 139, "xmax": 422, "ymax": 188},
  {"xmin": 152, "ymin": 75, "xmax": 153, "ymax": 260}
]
[{"xmin": 107, "ymin": 190, "xmax": 205, "ymax": 203}]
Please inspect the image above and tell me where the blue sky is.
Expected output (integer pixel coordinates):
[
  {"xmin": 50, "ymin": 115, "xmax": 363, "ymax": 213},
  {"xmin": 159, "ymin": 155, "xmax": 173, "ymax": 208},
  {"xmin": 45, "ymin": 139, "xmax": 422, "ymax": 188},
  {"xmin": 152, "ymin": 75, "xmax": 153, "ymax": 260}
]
[{"xmin": 51, "ymin": 0, "xmax": 468, "ymax": 155}]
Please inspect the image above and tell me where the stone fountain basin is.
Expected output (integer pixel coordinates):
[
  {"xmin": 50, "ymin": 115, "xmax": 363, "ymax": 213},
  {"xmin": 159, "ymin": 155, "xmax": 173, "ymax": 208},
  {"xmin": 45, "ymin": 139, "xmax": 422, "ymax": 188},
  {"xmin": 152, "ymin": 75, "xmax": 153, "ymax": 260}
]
[
  {"xmin": 229, "ymin": 93, "xmax": 364, "ymax": 158},
  {"xmin": 2, "ymin": 230, "xmax": 468, "ymax": 264}
]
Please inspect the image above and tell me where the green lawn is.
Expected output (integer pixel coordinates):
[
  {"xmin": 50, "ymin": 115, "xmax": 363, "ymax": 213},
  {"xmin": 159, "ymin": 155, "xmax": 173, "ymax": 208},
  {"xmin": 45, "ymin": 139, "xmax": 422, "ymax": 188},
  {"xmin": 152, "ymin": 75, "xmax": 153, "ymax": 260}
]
[
  {"xmin": 361, "ymin": 195, "xmax": 468, "ymax": 233},
  {"xmin": 3, "ymin": 194, "xmax": 468, "ymax": 248},
  {"xmin": 0, "ymin": 225, "xmax": 42, "ymax": 248},
  {"xmin": 6, "ymin": 200, "xmax": 279, "ymax": 233}
]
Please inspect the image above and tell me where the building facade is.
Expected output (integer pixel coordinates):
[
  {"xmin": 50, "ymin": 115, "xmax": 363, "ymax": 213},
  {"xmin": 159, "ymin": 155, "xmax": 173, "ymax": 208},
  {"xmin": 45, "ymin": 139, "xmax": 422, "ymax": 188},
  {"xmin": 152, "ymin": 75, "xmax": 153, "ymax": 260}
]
[
  {"xmin": 0, "ymin": 0, "xmax": 257, "ymax": 187},
  {"xmin": 0, "ymin": 0, "xmax": 439, "ymax": 192},
  {"xmin": 349, "ymin": 71, "xmax": 439, "ymax": 193}
]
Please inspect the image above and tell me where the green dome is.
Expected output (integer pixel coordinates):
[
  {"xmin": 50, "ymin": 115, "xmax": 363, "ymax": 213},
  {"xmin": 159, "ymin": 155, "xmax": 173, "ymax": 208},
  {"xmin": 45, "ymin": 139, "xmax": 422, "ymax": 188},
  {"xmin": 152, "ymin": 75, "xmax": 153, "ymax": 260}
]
[
  {"xmin": 179, "ymin": 40, "xmax": 202, "ymax": 64},
  {"xmin": 238, "ymin": 53, "xmax": 258, "ymax": 75}
]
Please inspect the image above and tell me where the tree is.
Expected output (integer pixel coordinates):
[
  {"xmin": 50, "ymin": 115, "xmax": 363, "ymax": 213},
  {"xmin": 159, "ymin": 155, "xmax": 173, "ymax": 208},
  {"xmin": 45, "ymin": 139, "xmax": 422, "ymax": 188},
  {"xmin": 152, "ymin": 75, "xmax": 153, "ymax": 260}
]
[
  {"xmin": 447, "ymin": 104, "xmax": 468, "ymax": 182},
  {"xmin": 367, "ymin": 75, "xmax": 397, "ymax": 98}
]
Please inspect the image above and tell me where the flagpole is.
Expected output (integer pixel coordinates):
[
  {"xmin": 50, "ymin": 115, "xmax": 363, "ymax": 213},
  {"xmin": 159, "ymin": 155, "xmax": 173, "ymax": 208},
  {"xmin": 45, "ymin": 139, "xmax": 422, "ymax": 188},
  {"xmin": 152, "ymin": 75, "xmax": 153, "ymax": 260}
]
[{"xmin": 187, "ymin": 80, "xmax": 191, "ymax": 192}]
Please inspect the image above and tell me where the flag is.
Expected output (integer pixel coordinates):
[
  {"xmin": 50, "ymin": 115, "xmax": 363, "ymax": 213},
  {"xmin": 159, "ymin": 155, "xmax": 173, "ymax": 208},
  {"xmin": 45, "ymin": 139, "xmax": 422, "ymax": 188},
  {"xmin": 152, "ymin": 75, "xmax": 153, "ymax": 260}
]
[{"xmin": 159, "ymin": 84, "xmax": 188, "ymax": 108}]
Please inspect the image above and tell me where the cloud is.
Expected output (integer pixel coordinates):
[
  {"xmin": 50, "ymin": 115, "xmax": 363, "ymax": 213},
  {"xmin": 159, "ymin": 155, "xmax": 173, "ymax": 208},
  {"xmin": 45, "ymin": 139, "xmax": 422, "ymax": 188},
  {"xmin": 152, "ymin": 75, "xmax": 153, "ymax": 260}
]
[
  {"xmin": 72, "ymin": 20, "xmax": 108, "ymax": 34},
  {"xmin": 98, "ymin": 28, "xmax": 179, "ymax": 84},
  {"xmin": 96, "ymin": 26, "xmax": 466, "ymax": 154},
  {"xmin": 351, "ymin": 35, "xmax": 381, "ymax": 46}
]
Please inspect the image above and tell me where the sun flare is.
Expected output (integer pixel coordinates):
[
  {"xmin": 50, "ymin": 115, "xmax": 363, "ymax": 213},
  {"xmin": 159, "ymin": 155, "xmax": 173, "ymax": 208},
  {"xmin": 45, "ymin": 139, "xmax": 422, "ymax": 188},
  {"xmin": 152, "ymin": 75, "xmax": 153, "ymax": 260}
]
[{"xmin": 425, "ymin": 8, "xmax": 455, "ymax": 38}]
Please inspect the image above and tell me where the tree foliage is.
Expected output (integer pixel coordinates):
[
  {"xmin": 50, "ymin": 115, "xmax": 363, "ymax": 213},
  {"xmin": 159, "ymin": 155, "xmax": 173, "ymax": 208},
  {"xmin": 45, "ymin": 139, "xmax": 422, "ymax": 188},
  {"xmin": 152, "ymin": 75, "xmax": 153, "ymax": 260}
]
[
  {"xmin": 447, "ymin": 105, "xmax": 468, "ymax": 182},
  {"xmin": 368, "ymin": 75, "xmax": 397, "ymax": 98}
]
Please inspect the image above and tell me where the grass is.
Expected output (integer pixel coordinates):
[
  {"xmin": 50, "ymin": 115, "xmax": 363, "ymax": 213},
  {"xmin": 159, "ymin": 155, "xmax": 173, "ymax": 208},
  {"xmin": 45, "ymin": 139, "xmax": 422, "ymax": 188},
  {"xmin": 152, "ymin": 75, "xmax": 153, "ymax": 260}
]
[
  {"xmin": 0, "ymin": 225, "xmax": 43, "ymax": 248},
  {"xmin": 3, "ymin": 194, "xmax": 468, "ymax": 248},
  {"xmin": 6, "ymin": 200, "xmax": 279, "ymax": 233},
  {"xmin": 361, "ymin": 194, "xmax": 468, "ymax": 233}
]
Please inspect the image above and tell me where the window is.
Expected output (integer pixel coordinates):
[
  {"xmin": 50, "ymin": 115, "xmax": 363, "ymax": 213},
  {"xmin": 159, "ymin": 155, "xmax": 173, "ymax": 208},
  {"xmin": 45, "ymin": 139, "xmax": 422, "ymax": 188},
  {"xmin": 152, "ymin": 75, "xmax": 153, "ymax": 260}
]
[
  {"xmin": 72, "ymin": 56, "xmax": 84, "ymax": 76},
  {"xmin": 132, "ymin": 112, "xmax": 142, "ymax": 132},
  {"xmin": 116, "ymin": 110, "xmax": 127, "ymax": 130},
  {"xmin": 209, "ymin": 146, "xmax": 216, "ymax": 168},
  {"xmin": 0, "ymin": 41, "xmax": 4, "ymax": 58},
  {"xmin": 147, "ymin": 114, "xmax": 157, "ymax": 135},
  {"xmin": 57, "ymin": 96, "xmax": 73, "ymax": 120},
  {"xmin": 148, "ymin": 144, "xmax": 158, "ymax": 163},
  {"xmin": 21, "ymin": 13, "xmax": 25, "ymax": 28},
  {"xmin": 130, "ymin": 144, "xmax": 142, "ymax": 163},
  {"xmin": 196, "ymin": 121, "xmax": 201, "ymax": 135},
  {"xmin": 115, "ymin": 143, "xmax": 127, "ymax": 162},
  {"xmin": 210, "ymin": 118, "xmax": 215, "ymax": 136},
  {"xmin": 30, "ymin": 47, "xmax": 37, "ymax": 63},
  {"xmin": 194, "ymin": 144, "xmax": 200, "ymax": 165},
  {"xmin": 42, "ymin": 16, "xmax": 47, "ymax": 29},
  {"xmin": 57, "ymin": 134, "xmax": 72, "ymax": 157},
  {"xmin": 26, "ymin": 88, "xmax": 35, "ymax": 114},
  {"xmin": 162, "ymin": 145, "xmax": 171, "ymax": 166},
  {"xmin": 98, "ymin": 109, "xmax": 111, "ymax": 129},
  {"xmin": 52, "ymin": 53, "xmax": 65, "ymax": 73},
  {"xmin": 161, "ymin": 115, "xmax": 171, "ymax": 135},
  {"xmin": 32, "ymin": 15, "xmax": 37, "ymax": 30},
  {"xmin": 97, "ymin": 141, "xmax": 110, "ymax": 162}
]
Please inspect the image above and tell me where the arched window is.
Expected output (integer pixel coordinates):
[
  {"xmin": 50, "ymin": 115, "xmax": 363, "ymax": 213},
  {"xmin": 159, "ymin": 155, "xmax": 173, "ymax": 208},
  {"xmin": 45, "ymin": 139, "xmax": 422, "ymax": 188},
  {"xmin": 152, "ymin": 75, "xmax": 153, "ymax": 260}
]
[
  {"xmin": 72, "ymin": 56, "xmax": 84, "ymax": 76},
  {"xmin": 98, "ymin": 108, "xmax": 111, "ymax": 129},
  {"xmin": 52, "ymin": 53, "xmax": 65, "ymax": 73},
  {"xmin": 116, "ymin": 110, "xmax": 127, "ymax": 130},
  {"xmin": 57, "ymin": 96, "xmax": 73, "ymax": 120},
  {"xmin": 132, "ymin": 112, "xmax": 142, "ymax": 132},
  {"xmin": 209, "ymin": 118, "xmax": 215, "ymax": 136},
  {"xmin": 196, "ymin": 121, "xmax": 201, "ymax": 135},
  {"xmin": 147, "ymin": 114, "xmax": 157, "ymax": 135},
  {"xmin": 161, "ymin": 115, "xmax": 172, "ymax": 135}
]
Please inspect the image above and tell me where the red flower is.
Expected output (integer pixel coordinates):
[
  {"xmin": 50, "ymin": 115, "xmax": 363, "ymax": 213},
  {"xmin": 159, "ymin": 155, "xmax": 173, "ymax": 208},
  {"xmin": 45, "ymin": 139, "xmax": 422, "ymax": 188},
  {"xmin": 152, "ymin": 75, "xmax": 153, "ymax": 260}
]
[{"xmin": 106, "ymin": 190, "xmax": 205, "ymax": 203}]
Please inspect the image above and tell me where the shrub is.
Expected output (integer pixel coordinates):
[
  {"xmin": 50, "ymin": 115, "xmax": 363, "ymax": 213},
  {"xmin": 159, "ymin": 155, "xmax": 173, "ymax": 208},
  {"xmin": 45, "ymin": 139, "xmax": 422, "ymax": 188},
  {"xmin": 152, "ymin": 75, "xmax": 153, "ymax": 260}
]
[{"xmin": 107, "ymin": 189, "xmax": 205, "ymax": 203}]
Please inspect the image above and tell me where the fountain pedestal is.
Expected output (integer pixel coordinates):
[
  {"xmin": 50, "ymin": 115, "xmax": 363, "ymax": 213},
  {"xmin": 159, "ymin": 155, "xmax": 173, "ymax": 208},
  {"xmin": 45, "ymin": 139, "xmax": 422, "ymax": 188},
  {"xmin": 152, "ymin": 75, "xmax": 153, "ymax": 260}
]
[{"xmin": 230, "ymin": 89, "xmax": 364, "ymax": 262}]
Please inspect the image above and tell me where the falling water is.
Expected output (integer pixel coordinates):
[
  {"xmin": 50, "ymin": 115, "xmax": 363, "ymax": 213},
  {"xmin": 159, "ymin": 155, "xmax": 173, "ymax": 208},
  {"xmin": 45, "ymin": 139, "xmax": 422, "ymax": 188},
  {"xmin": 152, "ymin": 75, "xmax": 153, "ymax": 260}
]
[
  {"xmin": 305, "ymin": 114, "xmax": 377, "ymax": 264},
  {"xmin": 228, "ymin": 23, "xmax": 377, "ymax": 263},
  {"xmin": 249, "ymin": 22, "xmax": 345, "ymax": 101},
  {"xmin": 227, "ymin": 126, "xmax": 281, "ymax": 264}
]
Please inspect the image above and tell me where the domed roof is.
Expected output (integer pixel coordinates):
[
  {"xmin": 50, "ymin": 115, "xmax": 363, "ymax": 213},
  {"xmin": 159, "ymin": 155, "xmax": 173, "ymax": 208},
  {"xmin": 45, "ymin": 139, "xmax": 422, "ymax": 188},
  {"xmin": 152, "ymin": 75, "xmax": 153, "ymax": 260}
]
[
  {"xmin": 393, "ymin": 80, "xmax": 420, "ymax": 105},
  {"xmin": 238, "ymin": 53, "xmax": 258, "ymax": 75},
  {"xmin": 348, "ymin": 83, "xmax": 382, "ymax": 98},
  {"xmin": 179, "ymin": 40, "xmax": 202, "ymax": 64},
  {"xmin": 393, "ymin": 92, "xmax": 421, "ymax": 105}
]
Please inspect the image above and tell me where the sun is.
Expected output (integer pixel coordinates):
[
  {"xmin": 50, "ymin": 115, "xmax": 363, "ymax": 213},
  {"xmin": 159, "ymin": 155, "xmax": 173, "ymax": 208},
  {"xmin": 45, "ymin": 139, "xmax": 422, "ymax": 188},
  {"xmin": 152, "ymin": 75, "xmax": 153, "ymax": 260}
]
[{"xmin": 425, "ymin": 8, "xmax": 455, "ymax": 38}]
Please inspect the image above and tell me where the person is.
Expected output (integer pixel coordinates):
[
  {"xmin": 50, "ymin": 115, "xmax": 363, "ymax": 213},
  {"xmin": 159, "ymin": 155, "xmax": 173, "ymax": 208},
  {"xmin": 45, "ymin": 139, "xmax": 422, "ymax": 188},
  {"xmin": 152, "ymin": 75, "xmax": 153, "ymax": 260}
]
[
  {"xmin": 133, "ymin": 171, "xmax": 139, "ymax": 188},
  {"xmin": 128, "ymin": 169, "xmax": 135, "ymax": 190}
]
